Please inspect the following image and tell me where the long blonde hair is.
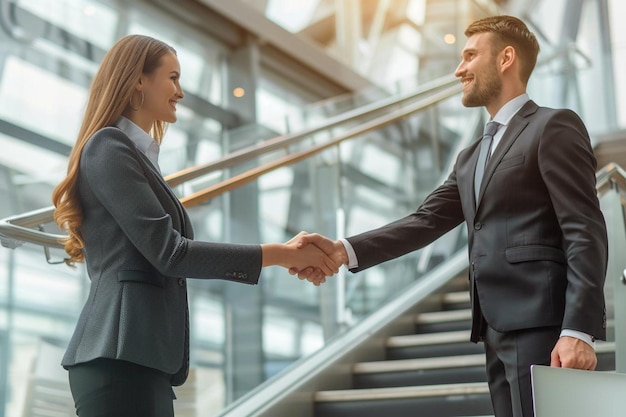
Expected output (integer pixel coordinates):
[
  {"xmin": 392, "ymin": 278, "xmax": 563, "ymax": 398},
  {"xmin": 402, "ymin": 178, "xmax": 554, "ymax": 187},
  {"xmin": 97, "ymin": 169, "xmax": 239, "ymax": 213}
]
[{"xmin": 52, "ymin": 35, "xmax": 176, "ymax": 265}]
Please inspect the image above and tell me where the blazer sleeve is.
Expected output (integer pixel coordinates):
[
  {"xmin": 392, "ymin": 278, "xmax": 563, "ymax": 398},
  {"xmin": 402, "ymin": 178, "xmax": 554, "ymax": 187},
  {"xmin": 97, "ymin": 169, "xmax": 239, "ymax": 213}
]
[
  {"xmin": 346, "ymin": 168, "xmax": 465, "ymax": 272},
  {"xmin": 538, "ymin": 109, "xmax": 608, "ymax": 338},
  {"xmin": 80, "ymin": 130, "xmax": 262, "ymax": 283}
]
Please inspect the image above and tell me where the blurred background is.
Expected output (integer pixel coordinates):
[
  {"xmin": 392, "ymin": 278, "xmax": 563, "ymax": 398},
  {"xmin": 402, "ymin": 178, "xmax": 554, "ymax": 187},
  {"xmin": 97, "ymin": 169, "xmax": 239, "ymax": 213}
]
[{"xmin": 0, "ymin": 0, "xmax": 625, "ymax": 416}]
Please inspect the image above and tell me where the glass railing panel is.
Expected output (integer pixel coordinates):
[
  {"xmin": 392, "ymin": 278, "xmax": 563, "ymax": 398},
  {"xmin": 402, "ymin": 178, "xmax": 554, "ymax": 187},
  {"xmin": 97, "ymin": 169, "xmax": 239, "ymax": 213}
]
[
  {"xmin": 170, "ymin": 90, "xmax": 478, "ymax": 414},
  {"xmin": 295, "ymin": 73, "xmax": 456, "ymax": 131},
  {"xmin": 337, "ymin": 96, "xmax": 474, "ymax": 321},
  {"xmin": 0, "ymin": 243, "xmax": 87, "ymax": 416},
  {"xmin": 598, "ymin": 177, "xmax": 626, "ymax": 372},
  {"xmin": 0, "ymin": 84, "xmax": 476, "ymax": 417}
]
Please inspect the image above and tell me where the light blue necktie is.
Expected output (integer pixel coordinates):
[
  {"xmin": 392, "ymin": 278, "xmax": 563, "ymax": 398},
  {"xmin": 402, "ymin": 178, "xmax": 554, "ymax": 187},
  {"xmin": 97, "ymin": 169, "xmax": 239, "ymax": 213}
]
[{"xmin": 474, "ymin": 121, "xmax": 500, "ymax": 202}]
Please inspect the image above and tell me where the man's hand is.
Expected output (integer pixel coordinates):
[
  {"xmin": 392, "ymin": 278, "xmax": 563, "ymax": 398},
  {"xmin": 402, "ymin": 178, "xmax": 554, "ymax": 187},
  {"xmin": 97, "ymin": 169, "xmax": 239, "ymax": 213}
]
[
  {"xmin": 550, "ymin": 336, "xmax": 597, "ymax": 370},
  {"xmin": 282, "ymin": 232, "xmax": 340, "ymax": 286},
  {"xmin": 298, "ymin": 233, "xmax": 348, "ymax": 265},
  {"xmin": 288, "ymin": 233, "xmax": 348, "ymax": 281}
]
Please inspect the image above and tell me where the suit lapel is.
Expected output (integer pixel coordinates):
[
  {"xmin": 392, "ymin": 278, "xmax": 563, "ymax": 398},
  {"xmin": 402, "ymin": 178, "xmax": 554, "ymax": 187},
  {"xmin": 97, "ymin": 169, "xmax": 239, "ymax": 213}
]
[
  {"xmin": 141, "ymin": 156, "xmax": 192, "ymax": 238},
  {"xmin": 475, "ymin": 101, "xmax": 538, "ymax": 207},
  {"xmin": 113, "ymin": 127, "xmax": 192, "ymax": 238}
]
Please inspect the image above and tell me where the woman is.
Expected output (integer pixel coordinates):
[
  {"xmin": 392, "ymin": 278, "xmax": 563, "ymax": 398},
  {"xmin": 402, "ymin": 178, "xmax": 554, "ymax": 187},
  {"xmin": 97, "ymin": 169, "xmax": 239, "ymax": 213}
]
[{"xmin": 52, "ymin": 35, "xmax": 337, "ymax": 417}]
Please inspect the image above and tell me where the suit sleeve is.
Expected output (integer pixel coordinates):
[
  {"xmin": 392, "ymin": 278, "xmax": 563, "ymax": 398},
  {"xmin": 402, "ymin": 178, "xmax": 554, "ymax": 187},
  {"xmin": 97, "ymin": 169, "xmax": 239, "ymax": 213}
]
[
  {"xmin": 80, "ymin": 131, "xmax": 262, "ymax": 283},
  {"xmin": 346, "ymin": 168, "xmax": 465, "ymax": 272},
  {"xmin": 538, "ymin": 109, "xmax": 608, "ymax": 338}
]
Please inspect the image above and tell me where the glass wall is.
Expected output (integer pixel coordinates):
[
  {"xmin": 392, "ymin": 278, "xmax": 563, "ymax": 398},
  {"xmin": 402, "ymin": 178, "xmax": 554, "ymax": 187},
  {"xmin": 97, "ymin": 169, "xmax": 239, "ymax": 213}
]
[
  {"xmin": 1, "ymin": 0, "xmax": 624, "ymax": 416},
  {"xmin": 0, "ymin": 0, "xmax": 338, "ymax": 415},
  {"xmin": 245, "ymin": 0, "xmax": 626, "ymax": 134},
  {"xmin": 608, "ymin": 0, "xmax": 626, "ymax": 127}
]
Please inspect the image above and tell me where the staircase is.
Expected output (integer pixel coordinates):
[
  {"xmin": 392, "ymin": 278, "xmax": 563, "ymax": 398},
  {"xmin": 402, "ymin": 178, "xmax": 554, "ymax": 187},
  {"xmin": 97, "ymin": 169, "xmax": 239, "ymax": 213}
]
[{"xmin": 313, "ymin": 274, "xmax": 617, "ymax": 417}]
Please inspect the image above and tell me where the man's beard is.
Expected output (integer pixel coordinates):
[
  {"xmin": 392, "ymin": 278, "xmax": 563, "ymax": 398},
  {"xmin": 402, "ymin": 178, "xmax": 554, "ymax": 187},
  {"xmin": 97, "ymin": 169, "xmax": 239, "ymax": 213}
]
[{"xmin": 461, "ymin": 66, "xmax": 502, "ymax": 108}]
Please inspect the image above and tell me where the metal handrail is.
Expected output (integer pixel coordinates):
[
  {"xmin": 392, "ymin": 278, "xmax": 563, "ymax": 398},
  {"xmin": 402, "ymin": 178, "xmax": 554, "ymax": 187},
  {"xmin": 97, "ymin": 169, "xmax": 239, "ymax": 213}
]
[
  {"xmin": 0, "ymin": 40, "xmax": 589, "ymax": 252},
  {"xmin": 0, "ymin": 79, "xmax": 462, "ymax": 252},
  {"xmin": 0, "ymin": 206, "xmax": 61, "ymax": 249},
  {"xmin": 164, "ymin": 74, "xmax": 458, "ymax": 187},
  {"xmin": 596, "ymin": 162, "xmax": 626, "ymax": 195},
  {"xmin": 3, "ymin": 153, "xmax": 621, "ymax": 253},
  {"xmin": 180, "ymin": 84, "xmax": 463, "ymax": 206},
  {"xmin": 3, "ymin": 74, "xmax": 623, "ymax": 255}
]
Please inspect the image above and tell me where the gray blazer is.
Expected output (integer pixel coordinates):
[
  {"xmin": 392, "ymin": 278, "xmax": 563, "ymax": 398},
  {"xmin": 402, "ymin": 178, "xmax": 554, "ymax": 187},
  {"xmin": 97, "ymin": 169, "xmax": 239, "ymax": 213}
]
[
  {"xmin": 61, "ymin": 127, "xmax": 263, "ymax": 385},
  {"xmin": 347, "ymin": 101, "xmax": 607, "ymax": 342}
]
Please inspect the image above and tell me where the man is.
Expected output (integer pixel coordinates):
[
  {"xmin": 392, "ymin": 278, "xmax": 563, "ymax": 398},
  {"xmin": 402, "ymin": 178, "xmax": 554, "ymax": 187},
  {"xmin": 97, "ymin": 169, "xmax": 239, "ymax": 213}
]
[{"xmin": 295, "ymin": 15, "xmax": 608, "ymax": 417}]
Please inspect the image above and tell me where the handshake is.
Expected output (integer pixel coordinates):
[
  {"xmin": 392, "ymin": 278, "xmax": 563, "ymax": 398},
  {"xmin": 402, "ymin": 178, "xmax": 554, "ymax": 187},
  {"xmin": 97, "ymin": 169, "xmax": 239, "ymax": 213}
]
[{"xmin": 263, "ymin": 232, "xmax": 348, "ymax": 286}]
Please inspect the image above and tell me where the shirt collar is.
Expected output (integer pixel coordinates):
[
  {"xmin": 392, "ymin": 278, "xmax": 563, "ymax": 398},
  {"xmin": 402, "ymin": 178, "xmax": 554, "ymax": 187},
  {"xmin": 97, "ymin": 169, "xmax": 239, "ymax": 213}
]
[
  {"xmin": 492, "ymin": 93, "xmax": 530, "ymax": 126},
  {"xmin": 114, "ymin": 116, "xmax": 160, "ymax": 169}
]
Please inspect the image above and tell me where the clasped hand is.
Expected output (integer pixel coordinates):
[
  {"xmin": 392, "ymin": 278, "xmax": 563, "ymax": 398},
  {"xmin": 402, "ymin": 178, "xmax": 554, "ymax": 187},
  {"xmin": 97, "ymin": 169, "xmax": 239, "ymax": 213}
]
[{"xmin": 284, "ymin": 232, "xmax": 348, "ymax": 286}]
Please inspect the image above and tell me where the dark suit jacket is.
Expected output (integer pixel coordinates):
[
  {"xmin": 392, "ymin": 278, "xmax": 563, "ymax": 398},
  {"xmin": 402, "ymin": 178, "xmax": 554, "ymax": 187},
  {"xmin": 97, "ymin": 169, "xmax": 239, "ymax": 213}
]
[
  {"xmin": 347, "ymin": 101, "xmax": 608, "ymax": 342},
  {"xmin": 61, "ymin": 127, "xmax": 263, "ymax": 385}
]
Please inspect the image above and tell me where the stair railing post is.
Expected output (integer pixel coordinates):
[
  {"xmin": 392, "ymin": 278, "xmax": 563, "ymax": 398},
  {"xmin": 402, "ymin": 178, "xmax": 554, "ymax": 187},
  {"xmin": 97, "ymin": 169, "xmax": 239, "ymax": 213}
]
[{"xmin": 599, "ymin": 182, "xmax": 626, "ymax": 373}]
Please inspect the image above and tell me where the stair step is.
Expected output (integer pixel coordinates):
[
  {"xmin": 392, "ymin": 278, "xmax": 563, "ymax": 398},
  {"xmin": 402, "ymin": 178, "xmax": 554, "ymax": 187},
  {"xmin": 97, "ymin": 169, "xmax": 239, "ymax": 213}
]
[
  {"xmin": 387, "ymin": 330, "xmax": 482, "ymax": 359},
  {"xmin": 353, "ymin": 354, "xmax": 487, "ymax": 388},
  {"xmin": 597, "ymin": 341, "xmax": 616, "ymax": 353},
  {"xmin": 316, "ymin": 381, "xmax": 489, "ymax": 402},
  {"xmin": 312, "ymin": 284, "xmax": 618, "ymax": 417},
  {"xmin": 367, "ymin": 342, "xmax": 614, "ymax": 373},
  {"xmin": 416, "ymin": 309, "xmax": 472, "ymax": 325},
  {"xmin": 442, "ymin": 291, "xmax": 471, "ymax": 309},
  {"xmin": 315, "ymin": 382, "xmax": 492, "ymax": 417},
  {"xmin": 355, "ymin": 353, "xmax": 485, "ymax": 374},
  {"xmin": 415, "ymin": 309, "xmax": 472, "ymax": 332},
  {"xmin": 388, "ymin": 330, "xmax": 472, "ymax": 348},
  {"xmin": 355, "ymin": 342, "xmax": 616, "ymax": 387},
  {"xmin": 441, "ymin": 275, "xmax": 470, "ymax": 292},
  {"xmin": 596, "ymin": 342, "xmax": 617, "ymax": 371},
  {"xmin": 354, "ymin": 366, "xmax": 489, "ymax": 389}
]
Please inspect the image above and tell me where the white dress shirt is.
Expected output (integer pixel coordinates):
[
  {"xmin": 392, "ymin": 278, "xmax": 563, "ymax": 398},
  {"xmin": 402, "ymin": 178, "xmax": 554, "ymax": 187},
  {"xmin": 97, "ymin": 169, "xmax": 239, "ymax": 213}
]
[{"xmin": 114, "ymin": 116, "xmax": 162, "ymax": 173}]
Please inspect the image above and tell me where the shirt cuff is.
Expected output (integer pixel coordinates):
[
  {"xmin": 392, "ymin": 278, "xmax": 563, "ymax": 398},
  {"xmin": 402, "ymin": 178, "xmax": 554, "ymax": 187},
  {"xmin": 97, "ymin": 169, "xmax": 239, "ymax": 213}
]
[
  {"xmin": 560, "ymin": 329, "xmax": 596, "ymax": 349},
  {"xmin": 339, "ymin": 238, "xmax": 358, "ymax": 269}
]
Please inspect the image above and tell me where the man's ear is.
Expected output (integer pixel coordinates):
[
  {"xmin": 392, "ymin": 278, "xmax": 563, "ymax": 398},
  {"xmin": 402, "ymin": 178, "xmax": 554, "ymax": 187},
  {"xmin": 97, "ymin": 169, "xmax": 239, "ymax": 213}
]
[{"xmin": 499, "ymin": 46, "xmax": 516, "ymax": 73}]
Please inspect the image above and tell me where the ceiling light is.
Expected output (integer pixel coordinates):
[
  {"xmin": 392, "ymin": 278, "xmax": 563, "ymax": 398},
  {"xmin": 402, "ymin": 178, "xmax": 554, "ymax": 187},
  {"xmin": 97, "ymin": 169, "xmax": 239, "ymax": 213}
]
[{"xmin": 444, "ymin": 34, "xmax": 456, "ymax": 45}]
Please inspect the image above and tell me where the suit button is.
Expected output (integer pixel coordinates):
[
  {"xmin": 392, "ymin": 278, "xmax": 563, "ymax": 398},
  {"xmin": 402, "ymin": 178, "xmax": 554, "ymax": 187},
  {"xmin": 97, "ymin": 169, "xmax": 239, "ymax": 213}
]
[
  {"xmin": 474, "ymin": 222, "xmax": 482, "ymax": 230},
  {"xmin": 178, "ymin": 278, "xmax": 186, "ymax": 287}
]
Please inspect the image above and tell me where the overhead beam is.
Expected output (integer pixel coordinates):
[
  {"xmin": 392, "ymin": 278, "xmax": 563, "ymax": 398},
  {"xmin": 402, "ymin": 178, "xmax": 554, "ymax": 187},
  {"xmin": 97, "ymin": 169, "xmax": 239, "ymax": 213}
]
[{"xmin": 196, "ymin": 0, "xmax": 373, "ymax": 92}]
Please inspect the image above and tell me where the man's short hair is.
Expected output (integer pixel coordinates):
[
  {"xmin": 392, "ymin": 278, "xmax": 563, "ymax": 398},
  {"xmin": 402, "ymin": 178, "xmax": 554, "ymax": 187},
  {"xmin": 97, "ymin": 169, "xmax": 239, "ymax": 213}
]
[{"xmin": 465, "ymin": 15, "xmax": 540, "ymax": 85}]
